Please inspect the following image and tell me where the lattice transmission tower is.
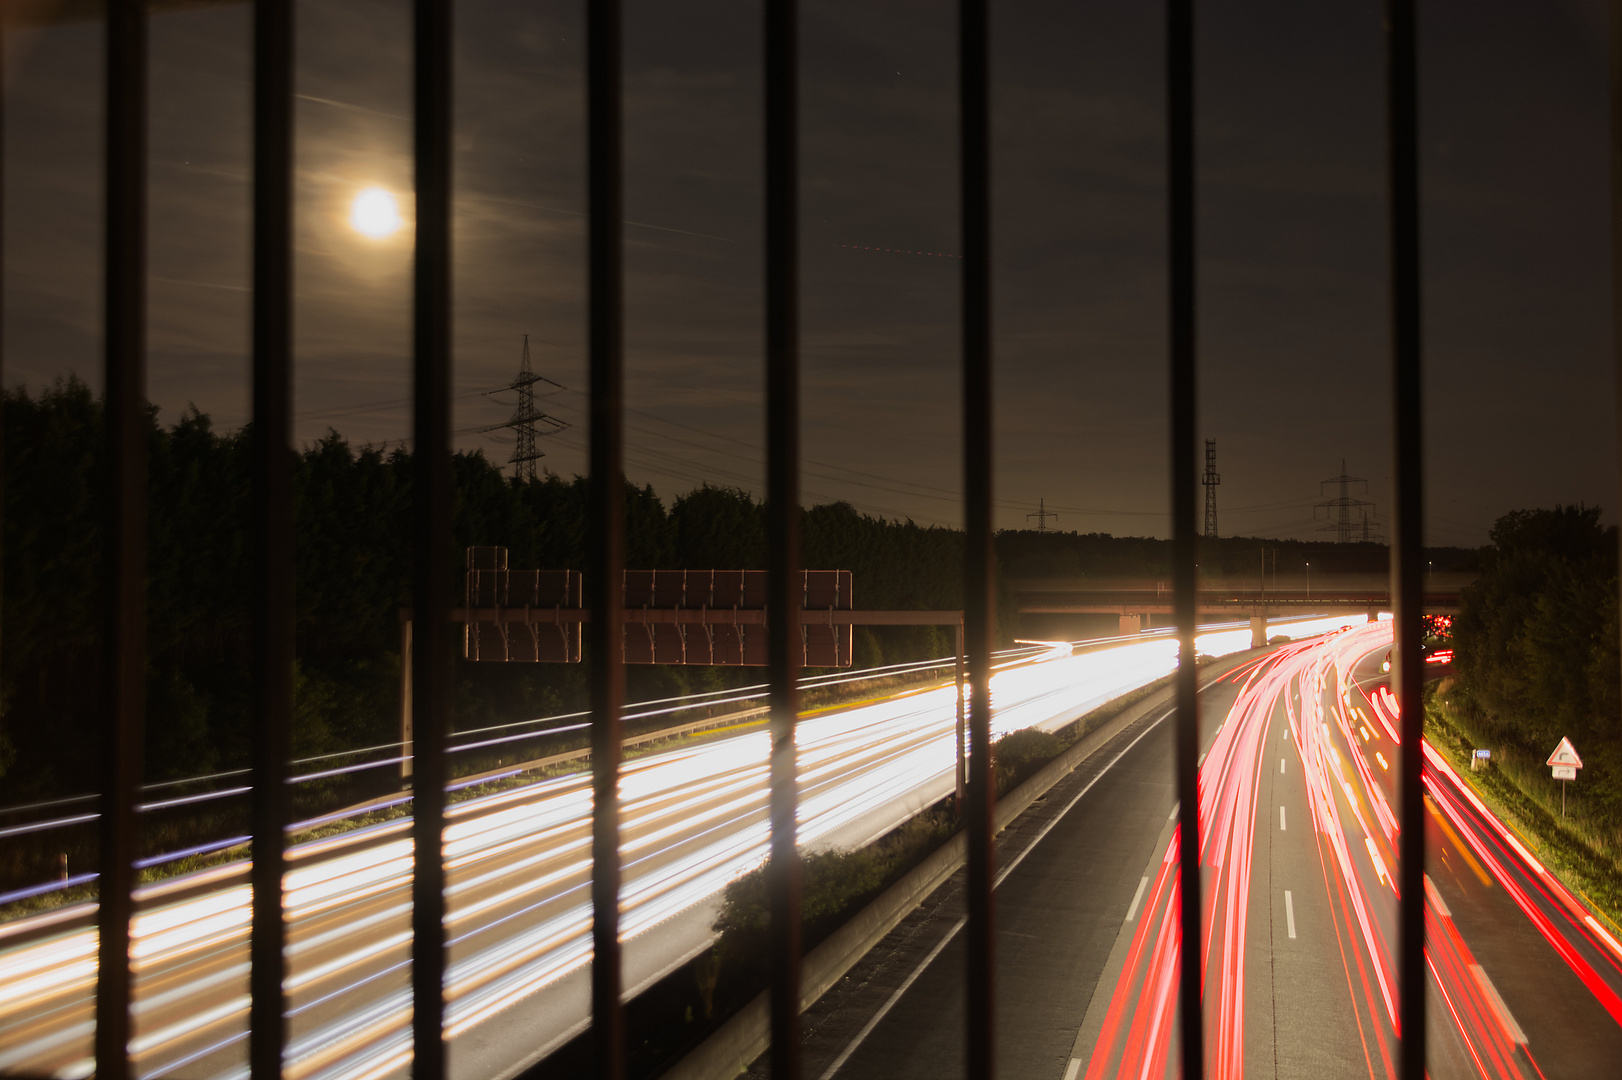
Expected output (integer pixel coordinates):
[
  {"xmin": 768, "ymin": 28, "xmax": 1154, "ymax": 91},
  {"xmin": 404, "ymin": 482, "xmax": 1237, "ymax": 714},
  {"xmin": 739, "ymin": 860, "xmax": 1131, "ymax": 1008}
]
[
  {"xmin": 1316, "ymin": 460, "xmax": 1376, "ymax": 543},
  {"xmin": 495, "ymin": 335, "xmax": 567, "ymax": 482},
  {"xmin": 1027, "ymin": 498, "xmax": 1059, "ymax": 532},
  {"xmin": 1202, "ymin": 438, "xmax": 1220, "ymax": 538}
]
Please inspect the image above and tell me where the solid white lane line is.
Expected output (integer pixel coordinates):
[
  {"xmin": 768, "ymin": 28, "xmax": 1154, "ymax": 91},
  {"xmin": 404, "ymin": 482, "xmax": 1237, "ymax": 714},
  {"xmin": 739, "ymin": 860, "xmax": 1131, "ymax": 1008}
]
[
  {"xmin": 818, "ymin": 707, "xmax": 1177, "ymax": 1080},
  {"xmin": 1168, "ymin": 803, "xmax": 1178, "ymax": 822},
  {"xmin": 815, "ymin": 914, "xmax": 963, "ymax": 1080},
  {"xmin": 1470, "ymin": 964, "xmax": 1527, "ymax": 1044},
  {"xmin": 993, "ymin": 709, "xmax": 1174, "ymax": 890},
  {"xmin": 1280, "ymin": 806, "xmax": 1287, "ymax": 831},
  {"xmin": 1063, "ymin": 1058, "xmax": 1083, "ymax": 1080},
  {"xmin": 1126, "ymin": 876, "xmax": 1149, "ymax": 922},
  {"xmin": 1284, "ymin": 891, "xmax": 1296, "ymax": 939}
]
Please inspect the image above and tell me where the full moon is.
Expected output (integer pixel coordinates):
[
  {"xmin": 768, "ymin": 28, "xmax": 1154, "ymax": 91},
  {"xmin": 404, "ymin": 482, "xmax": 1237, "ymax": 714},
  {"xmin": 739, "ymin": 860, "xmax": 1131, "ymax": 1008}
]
[{"xmin": 350, "ymin": 188, "xmax": 402, "ymax": 238}]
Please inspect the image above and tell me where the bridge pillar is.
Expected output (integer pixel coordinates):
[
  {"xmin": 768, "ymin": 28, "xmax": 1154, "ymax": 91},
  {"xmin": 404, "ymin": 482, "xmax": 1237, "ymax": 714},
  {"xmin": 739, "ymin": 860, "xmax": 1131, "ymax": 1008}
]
[
  {"xmin": 1368, "ymin": 609, "xmax": 1379, "ymax": 623},
  {"xmin": 1250, "ymin": 615, "xmax": 1267, "ymax": 649},
  {"xmin": 1118, "ymin": 613, "xmax": 1143, "ymax": 636}
]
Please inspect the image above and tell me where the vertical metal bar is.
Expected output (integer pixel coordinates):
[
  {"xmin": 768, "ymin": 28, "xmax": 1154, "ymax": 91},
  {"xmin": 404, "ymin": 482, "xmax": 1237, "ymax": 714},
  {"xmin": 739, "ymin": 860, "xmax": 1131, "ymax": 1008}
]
[
  {"xmin": 587, "ymin": 1, "xmax": 626, "ymax": 1076},
  {"xmin": 959, "ymin": 2, "xmax": 995, "ymax": 1077},
  {"xmin": 0, "ymin": 0, "xmax": 7, "ymax": 816},
  {"xmin": 1611, "ymin": 0, "xmax": 1622, "ymax": 715},
  {"xmin": 1385, "ymin": 1, "xmax": 1426, "ymax": 1074},
  {"xmin": 765, "ymin": 2, "xmax": 803, "ymax": 1077},
  {"xmin": 96, "ymin": 4, "xmax": 147, "ymax": 1078},
  {"xmin": 1166, "ymin": 3, "xmax": 1205, "ymax": 1078},
  {"xmin": 412, "ymin": 0, "xmax": 453, "ymax": 1072},
  {"xmin": 249, "ymin": 0, "xmax": 294, "ymax": 1077}
]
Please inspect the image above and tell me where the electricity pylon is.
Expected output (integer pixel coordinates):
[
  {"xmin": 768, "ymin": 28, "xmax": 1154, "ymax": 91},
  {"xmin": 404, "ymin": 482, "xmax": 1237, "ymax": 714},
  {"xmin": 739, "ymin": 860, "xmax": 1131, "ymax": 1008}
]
[{"xmin": 498, "ymin": 335, "xmax": 567, "ymax": 482}]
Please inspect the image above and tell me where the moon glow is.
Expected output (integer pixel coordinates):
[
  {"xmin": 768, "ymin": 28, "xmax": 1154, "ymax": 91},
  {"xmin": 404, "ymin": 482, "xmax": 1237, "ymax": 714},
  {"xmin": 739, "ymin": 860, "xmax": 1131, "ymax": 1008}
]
[{"xmin": 350, "ymin": 188, "xmax": 403, "ymax": 238}]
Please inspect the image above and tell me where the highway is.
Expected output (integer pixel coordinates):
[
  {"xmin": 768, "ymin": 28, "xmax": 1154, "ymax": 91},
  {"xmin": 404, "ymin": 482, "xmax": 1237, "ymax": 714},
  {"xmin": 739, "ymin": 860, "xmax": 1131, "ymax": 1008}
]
[
  {"xmin": 0, "ymin": 617, "xmax": 1363, "ymax": 1080},
  {"xmin": 804, "ymin": 623, "xmax": 1622, "ymax": 1080}
]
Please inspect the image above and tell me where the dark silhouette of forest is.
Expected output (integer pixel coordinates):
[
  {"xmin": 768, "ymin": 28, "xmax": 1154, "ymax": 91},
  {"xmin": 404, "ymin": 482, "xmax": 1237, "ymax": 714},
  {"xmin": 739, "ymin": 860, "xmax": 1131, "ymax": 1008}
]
[
  {"xmin": 2, "ymin": 379, "xmax": 971, "ymax": 804},
  {"xmin": 0, "ymin": 377, "xmax": 1488, "ymax": 811},
  {"xmin": 1451, "ymin": 505, "xmax": 1622, "ymax": 834}
]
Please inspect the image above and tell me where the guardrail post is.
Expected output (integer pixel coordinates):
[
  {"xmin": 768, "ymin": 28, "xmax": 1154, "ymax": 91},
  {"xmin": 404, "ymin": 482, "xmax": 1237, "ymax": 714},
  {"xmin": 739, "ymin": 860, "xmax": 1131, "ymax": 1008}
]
[
  {"xmin": 401, "ymin": 619, "xmax": 415, "ymax": 782},
  {"xmin": 956, "ymin": 619, "xmax": 966, "ymax": 811}
]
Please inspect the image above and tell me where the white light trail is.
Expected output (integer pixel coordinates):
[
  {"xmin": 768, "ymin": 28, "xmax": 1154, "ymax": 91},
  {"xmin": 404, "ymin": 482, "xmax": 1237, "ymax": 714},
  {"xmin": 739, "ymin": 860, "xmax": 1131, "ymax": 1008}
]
[{"xmin": 0, "ymin": 614, "xmax": 1360, "ymax": 1079}]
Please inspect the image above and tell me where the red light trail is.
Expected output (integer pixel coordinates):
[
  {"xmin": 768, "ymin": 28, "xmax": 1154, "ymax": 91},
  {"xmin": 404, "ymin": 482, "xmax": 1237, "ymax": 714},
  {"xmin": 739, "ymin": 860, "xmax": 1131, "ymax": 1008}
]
[{"xmin": 1082, "ymin": 624, "xmax": 1620, "ymax": 1078}]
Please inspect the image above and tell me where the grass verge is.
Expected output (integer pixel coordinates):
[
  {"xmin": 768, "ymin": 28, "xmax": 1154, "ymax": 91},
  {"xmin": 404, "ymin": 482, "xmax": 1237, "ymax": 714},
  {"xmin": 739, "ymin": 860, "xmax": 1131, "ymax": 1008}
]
[{"xmin": 1424, "ymin": 684, "xmax": 1622, "ymax": 937}]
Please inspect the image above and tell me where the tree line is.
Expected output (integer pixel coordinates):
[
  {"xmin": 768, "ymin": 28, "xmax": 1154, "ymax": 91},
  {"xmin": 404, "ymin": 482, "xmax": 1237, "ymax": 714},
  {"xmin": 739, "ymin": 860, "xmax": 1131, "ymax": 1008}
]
[
  {"xmin": 1451, "ymin": 505, "xmax": 1622, "ymax": 833},
  {"xmin": 0, "ymin": 377, "xmax": 1512, "ymax": 814},
  {"xmin": 0, "ymin": 379, "xmax": 971, "ymax": 803}
]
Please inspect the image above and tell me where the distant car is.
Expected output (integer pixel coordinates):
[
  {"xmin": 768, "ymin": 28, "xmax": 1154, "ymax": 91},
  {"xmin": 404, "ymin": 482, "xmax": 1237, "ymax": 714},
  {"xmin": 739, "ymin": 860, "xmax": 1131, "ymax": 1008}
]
[{"xmin": 1380, "ymin": 645, "xmax": 1453, "ymax": 672}]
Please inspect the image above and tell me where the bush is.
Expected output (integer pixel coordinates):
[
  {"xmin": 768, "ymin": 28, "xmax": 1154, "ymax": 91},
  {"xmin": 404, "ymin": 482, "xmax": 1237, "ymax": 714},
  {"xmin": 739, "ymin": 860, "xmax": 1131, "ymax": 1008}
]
[
  {"xmin": 994, "ymin": 727, "xmax": 1063, "ymax": 794},
  {"xmin": 712, "ymin": 809, "xmax": 954, "ymax": 979}
]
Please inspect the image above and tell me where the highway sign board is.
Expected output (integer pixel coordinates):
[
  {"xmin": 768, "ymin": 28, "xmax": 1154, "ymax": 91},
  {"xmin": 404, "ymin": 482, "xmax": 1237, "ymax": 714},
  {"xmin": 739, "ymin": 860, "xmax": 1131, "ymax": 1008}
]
[
  {"xmin": 1546, "ymin": 737, "xmax": 1583, "ymax": 769},
  {"xmin": 459, "ymin": 548, "xmax": 861, "ymax": 666},
  {"xmin": 1548, "ymin": 738, "xmax": 1582, "ymax": 817},
  {"xmin": 1473, "ymin": 749, "xmax": 1491, "ymax": 759}
]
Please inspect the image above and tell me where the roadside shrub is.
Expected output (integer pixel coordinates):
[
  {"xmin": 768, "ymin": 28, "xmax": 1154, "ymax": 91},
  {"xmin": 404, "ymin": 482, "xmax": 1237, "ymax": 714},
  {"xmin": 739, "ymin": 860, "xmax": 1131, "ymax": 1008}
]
[
  {"xmin": 712, "ymin": 809, "xmax": 955, "ymax": 980},
  {"xmin": 994, "ymin": 727, "xmax": 1063, "ymax": 795}
]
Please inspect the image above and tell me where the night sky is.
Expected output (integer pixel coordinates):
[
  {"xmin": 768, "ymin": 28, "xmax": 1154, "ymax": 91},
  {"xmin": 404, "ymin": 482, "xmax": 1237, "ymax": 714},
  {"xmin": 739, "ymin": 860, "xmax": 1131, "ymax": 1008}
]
[{"xmin": 3, "ymin": 0, "xmax": 1614, "ymax": 544}]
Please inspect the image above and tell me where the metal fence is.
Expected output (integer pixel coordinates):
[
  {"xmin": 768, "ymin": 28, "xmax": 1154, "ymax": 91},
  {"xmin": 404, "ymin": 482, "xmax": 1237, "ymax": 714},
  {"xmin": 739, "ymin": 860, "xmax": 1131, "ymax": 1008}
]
[{"xmin": 74, "ymin": 1, "xmax": 1431, "ymax": 1079}]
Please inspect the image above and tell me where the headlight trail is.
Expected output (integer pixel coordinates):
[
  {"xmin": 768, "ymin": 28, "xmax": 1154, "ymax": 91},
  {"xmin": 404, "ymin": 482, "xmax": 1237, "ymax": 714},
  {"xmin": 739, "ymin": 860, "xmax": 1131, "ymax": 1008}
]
[{"xmin": 0, "ymin": 616, "xmax": 1364, "ymax": 1080}]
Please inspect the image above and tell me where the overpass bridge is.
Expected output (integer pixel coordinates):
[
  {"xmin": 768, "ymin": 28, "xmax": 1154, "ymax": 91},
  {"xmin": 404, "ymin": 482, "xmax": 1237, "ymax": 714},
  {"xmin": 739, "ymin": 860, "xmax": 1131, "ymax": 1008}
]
[{"xmin": 1012, "ymin": 572, "xmax": 1470, "ymax": 645}]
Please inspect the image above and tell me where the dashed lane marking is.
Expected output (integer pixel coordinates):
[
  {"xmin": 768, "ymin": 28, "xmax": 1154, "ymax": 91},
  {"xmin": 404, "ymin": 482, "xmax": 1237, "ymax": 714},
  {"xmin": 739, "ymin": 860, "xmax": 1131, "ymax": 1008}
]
[{"xmin": 1126, "ymin": 876, "xmax": 1149, "ymax": 922}]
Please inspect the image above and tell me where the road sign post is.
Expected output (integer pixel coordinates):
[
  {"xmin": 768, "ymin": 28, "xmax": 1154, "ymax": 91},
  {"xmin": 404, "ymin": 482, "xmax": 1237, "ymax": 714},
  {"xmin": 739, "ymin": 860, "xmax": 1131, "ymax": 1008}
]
[{"xmin": 1547, "ymin": 737, "xmax": 1583, "ymax": 817}]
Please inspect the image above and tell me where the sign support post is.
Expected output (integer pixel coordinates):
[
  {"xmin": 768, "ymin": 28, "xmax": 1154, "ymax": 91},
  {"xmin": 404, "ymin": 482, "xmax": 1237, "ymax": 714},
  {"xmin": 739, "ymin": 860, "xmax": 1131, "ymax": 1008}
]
[
  {"xmin": 956, "ymin": 619, "xmax": 966, "ymax": 811},
  {"xmin": 1547, "ymin": 737, "xmax": 1583, "ymax": 819}
]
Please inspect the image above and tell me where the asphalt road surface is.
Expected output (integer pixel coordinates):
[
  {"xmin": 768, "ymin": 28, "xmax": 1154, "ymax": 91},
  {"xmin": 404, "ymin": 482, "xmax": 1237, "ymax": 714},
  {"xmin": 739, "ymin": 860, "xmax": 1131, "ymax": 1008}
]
[{"xmin": 793, "ymin": 626, "xmax": 1622, "ymax": 1080}]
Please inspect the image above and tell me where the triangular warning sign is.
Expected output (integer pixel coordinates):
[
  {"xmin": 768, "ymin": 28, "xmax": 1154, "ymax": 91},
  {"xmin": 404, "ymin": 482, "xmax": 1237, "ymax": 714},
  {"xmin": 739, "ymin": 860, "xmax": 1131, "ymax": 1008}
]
[{"xmin": 1547, "ymin": 737, "xmax": 1583, "ymax": 768}]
